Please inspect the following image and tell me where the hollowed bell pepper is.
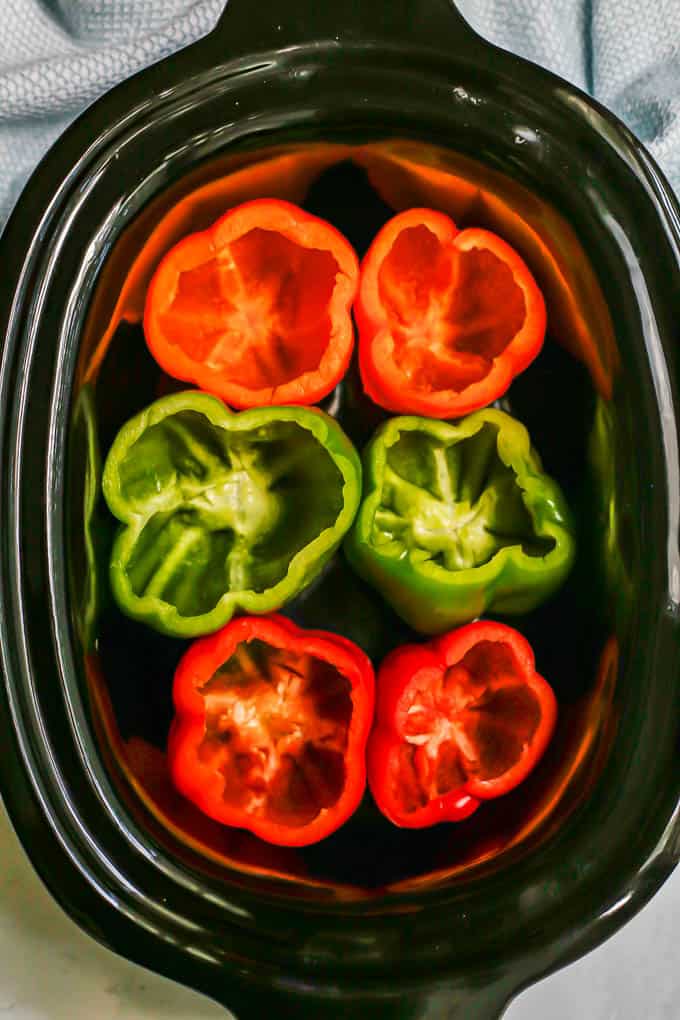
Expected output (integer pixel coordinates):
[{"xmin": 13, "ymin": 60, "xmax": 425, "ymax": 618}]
[
  {"xmin": 345, "ymin": 408, "xmax": 575, "ymax": 633},
  {"xmin": 368, "ymin": 621, "xmax": 557, "ymax": 828},
  {"xmin": 356, "ymin": 208, "xmax": 546, "ymax": 417},
  {"xmin": 102, "ymin": 392, "xmax": 361, "ymax": 638},
  {"xmin": 144, "ymin": 198, "xmax": 359, "ymax": 408},
  {"xmin": 168, "ymin": 614, "xmax": 375, "ymax": 846}
]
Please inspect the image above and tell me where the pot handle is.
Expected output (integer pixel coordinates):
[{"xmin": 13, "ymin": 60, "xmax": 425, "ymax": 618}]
[
  {"xmin": 218, "ymin": 977, "xmax": 510, "ymax": 1020},
  {"xmin": 207, "ymin": 0, "xmax": 483, "ymax": 57}
]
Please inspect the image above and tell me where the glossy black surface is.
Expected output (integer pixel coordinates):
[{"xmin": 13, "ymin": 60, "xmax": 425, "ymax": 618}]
[
  {"xmin": 86, "ymin": 155, "xmax": 601, "ymax": 883},
  {"xmin": 0, "ymin": 1, "xmax": 679, "ymax": 1018}
]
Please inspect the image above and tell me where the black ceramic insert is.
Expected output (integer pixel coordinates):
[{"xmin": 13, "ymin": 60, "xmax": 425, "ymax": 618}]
[{"xmin": 0, "ymin": 2, "xmax": 678, "ymax": 1018}]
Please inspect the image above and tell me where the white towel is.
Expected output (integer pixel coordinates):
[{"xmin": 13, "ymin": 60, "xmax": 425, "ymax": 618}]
[{"xmin": 0, "ymin": 0, "xmax": 678, "ymax": 226}]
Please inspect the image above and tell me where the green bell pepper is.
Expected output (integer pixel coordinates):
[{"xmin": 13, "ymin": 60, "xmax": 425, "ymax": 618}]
[
  {"xmin": 102, "ymin": 391, "xmax": 362, "ymax": 637},
  {"xmin": 587, "ymin": 396, "xmax": 634, "ymax": 628},
  {"xmin": 345, "ymin": 408, "xmax": 575, "ymax": 634},
  {"xmin": 70, "ymin": 384, "xmax": 107, "ymax": 651}
]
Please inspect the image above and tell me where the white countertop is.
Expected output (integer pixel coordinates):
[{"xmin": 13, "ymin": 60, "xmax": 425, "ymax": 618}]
[{"xmin": 0, "ymin": 799, "xmax": 677, "ymax": 1019}]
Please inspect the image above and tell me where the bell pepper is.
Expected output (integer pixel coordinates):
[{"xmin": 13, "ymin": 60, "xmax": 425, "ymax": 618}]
[
  {"xmin": 168, "ymin": 614, "xmax": 375, "ymax": 847},
  {"xmin": 81, "ymin": 144, "xmax": 350, "ymax": 387},
  {"xmin": 356, "ymin": 207, "xmax": 546, "ymax": 417},
  {"xmin": 588, "ymin": 396, "xmax": 634, "ymax": 628},
  {"xmin": 102, "ymin": 391, "xmax": 361, "ymax": 638},
  {"xmin": 355, "ymin": 141, "xmax": 618, "ymax": 400},
  {"xmin": 368, "ymin": 621, "xmax": 557, "ymax": 828},
  {"xmin": 143, "ymin": 198, "xmax": 359, "ymax": 408},
  {"xmin": 70, "ymin": 384, "xmax": 106, "ymax": 651},
  {"xmin": 345, "ymin": 408, "xmax": 575, "ymax": 633}
]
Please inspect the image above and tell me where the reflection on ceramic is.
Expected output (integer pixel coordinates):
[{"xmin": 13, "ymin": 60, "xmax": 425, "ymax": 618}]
[{"xmin": 0, "ymin": 1, "xmax": 678, "ymax": 1018}]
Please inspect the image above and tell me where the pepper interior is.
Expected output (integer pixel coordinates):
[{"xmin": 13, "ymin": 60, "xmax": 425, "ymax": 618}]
[
  {"xmin": 198, "ymin": 638, "xmax": 351, "ymax": 827},
  {"xmin": 71, "ymin": 140, "xmax": 619, "ymax": 891},
  {"xmin": 374, "ymin": 421, "xmax": 553, "ymax": 569},
  {"xmin": 115, "ymin": 410, "xmax": 343, "ymax": 610},
  {"xmin": 399, "ymin": 640, "xmax": 541, "ymax": 810},
  {"xmin": 161, "ymin": 230, "xmax": 341, "ymax": 389},
  {"xmin": 378, "ymin": 225, "xmax": 526, "ymax": 391}
]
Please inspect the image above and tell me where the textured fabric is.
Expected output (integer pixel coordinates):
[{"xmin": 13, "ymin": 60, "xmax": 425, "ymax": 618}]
[
  {"xmin": 0, "ymin": 0, "xmax": 678, "ymax": 228},
  {"xmin": 458, "ymin": 0, "xmax": 680, "ymax": 190},
  {"xmin": 0, "ymin": 0, "xmax": 224, "ymax": 223}
]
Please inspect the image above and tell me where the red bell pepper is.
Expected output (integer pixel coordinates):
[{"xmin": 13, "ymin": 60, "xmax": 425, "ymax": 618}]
[
  {"xmin": 168, "ymin": 614, "xmax": 375, "ymax": 847},
  {"xmin": 368, "ymin": 621, "xmax": 557, "ymax": 828},
  {"xmin": 83, "ymin": 144, "xmax": 349, "ymax": 387},
  {"xmin": 356, "ymin": 208, "xmax": 546, "ymax": 417},
  {"xmin": 144, "ymin": 199, "xmax": 359, "ymax": 408}
]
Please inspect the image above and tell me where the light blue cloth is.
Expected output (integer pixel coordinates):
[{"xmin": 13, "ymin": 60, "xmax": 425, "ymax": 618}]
[{"xmin": 0, "ymin": 0, "xmax": 679, "ymax": 228}]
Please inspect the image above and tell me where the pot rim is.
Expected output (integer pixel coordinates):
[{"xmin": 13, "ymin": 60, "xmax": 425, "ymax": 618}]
[{"xmin": 0, "ymin": 6, "xmax": 679, "ymax": 1016}]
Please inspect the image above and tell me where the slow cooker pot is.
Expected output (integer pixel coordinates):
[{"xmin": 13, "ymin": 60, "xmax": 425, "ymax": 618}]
[{"xmin": 0, "ymin": 1, "xmax": 679, "ymax": 1018}]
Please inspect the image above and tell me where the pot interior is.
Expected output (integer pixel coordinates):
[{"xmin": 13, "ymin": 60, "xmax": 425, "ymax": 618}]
[{"xmin": 66, "ymin": 138, "xmax": 626, "ymax": 892}]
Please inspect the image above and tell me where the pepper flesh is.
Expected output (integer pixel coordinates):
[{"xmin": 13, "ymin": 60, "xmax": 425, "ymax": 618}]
[
  {"xmin": 168, "ymin": 615, "xmax": 375, "ymax": 846},
  {"xmin": 102, "ymin": 391, "xmax": 362, "ymax": 637},
  {"xmin": 345, "ymin": 408, "xmax": 575, "ymax": 633},
  {"xmin": 355, "ymin": 141, "xmax": 618, "ymax": 400},
  {"xmin": 368, "ymin": 621, "xmax": 557, "ymax": 828},
  {"xmin": 356, "ymin": 208, "xmax": 546, "ymax": 417},
  {"xmin": 144, "ymin": 198, "xmax": 359, "ymax": 408}
]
